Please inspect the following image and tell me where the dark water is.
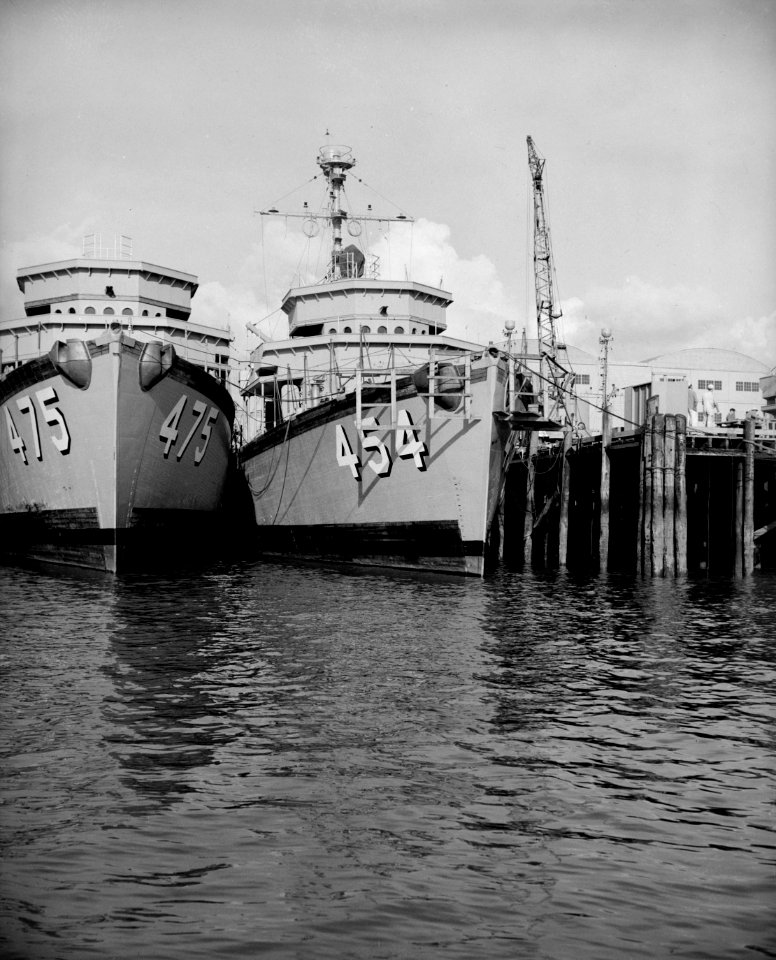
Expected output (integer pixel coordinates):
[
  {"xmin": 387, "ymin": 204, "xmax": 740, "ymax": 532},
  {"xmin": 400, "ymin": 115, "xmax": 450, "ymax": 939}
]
[{"xmin": 1, "ymin": 561, "xmax": 774, "ymax": 960}]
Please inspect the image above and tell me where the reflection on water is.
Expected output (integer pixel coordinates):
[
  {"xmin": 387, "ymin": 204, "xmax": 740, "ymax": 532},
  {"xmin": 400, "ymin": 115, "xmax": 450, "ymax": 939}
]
[
  {"xmin": 103, "ymin": 576, "xmax": 234, "ymax": 806},
  {"xmin": 1, "ymin": 562, "xmax": 774, "ymax": 959}
]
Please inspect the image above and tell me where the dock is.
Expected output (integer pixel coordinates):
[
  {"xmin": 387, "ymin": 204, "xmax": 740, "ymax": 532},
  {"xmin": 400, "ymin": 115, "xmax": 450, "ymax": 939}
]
[{"xmin": 502, "ymin": 416, "xmax": 776, "ymax": 575}]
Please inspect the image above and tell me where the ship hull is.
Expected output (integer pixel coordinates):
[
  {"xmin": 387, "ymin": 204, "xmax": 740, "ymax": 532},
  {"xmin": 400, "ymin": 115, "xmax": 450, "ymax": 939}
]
[
  {"xmin": 0, "ymin": 332, "xmax": 234, "ymax": 572},
  {"xmin": 240, "ymin": 353, "xmax": 510, "ymax": 576}
]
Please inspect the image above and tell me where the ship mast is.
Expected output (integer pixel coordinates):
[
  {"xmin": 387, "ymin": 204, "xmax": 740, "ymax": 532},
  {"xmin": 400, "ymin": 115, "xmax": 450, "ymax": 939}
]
[
  {"xmin": 260, "ymin": 144, "xmax": 414, "ymax": 285},
  {"xmin": 317, "ymin": 145, "xmax": 356, "ymax": 280}
]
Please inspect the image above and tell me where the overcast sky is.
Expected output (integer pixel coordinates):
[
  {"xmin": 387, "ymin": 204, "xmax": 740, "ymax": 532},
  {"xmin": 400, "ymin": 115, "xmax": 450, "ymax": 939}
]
[{"xmin": 1, "ymin": 0, "xmax": 774, "ymax": 366}]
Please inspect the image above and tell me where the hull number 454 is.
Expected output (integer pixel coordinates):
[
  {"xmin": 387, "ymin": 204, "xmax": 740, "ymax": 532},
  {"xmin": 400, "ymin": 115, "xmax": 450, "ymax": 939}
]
[{"xmin": 335, "ymin": 410, "xmax": 427, "ymax": 481}]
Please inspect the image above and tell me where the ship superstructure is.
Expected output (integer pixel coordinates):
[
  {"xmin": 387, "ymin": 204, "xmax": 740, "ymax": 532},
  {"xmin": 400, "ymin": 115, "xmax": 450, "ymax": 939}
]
[{"xmin": 2, "ymin": 237, "xmax": 231, "ymax": 383}]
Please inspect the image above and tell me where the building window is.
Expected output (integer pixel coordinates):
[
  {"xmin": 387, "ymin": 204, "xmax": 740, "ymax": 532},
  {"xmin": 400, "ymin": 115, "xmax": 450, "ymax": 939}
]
[
  {"xmin": 394, "ymin": 326, "xmax": 404, "ymax": 334},
  {"xmin": 377, "ymin": 325, "xmax": 387, "ymax": 334},
  {"xmin": 84, "ymin": 307, "xmax": 96, "ymax": 315},
  {"xmin": 360, "ymin": 325, "xmax": 371, "ymax": 334},
  {"xmin": 698, "ymin": 379, "xmax": 722, "ymax": 391},
  {"xmin": 103, "ymin": 307, "xmax": 115, "ymax": 315},
  {"xmin": 142, "ymin": 310, "xmax": 149, "ymax": 317},
  {"xmin": 328, "ymin": 327, "xmax": 337, "ymax": 334},
  {"xmin": 736, "ymin": 381, "xmax": 760, "ymax": 392},
  {"xmin": 68, "ymin": 308, "xmax": 76, "ymax": 314},
  {"xmin": 575, "ymin": 374, "xmax": 591, "ymax": 385},
  {"xmin": 122, "ymin": 308, "xmax": 133, "ymax": 316},
  {"xmin": 343, "ymin": 326, "xmax": 352, "ymax": 333}
]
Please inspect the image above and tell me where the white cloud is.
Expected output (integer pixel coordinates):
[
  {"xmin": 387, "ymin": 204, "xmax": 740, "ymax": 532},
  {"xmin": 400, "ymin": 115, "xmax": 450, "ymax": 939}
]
[
  {"xmin": 560, "ymin": 277, "xmax": 776, "ymax": 364},
  {"xmin": 201, "ymin": 217, "xmax": 516, "ymax": 358},
  {"xmin": 371, "ymin": 218, "xmax": 514, "ymax": 344}
]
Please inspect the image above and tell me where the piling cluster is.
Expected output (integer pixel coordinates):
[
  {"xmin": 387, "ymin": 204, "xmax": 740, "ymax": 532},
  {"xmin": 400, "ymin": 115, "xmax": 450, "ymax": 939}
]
[{"xmin": 504, "ymin": 414, "xmax": 767, "ymax": 577}]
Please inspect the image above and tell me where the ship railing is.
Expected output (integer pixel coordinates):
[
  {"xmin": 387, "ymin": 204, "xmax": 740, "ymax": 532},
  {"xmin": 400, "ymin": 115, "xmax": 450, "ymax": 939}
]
[
  {"xmin": 425, "ymin": 349, "xmax": 473, "ymax": 420},
  {"xmin": 353, "ymin": 348, "xmax": 474, "ymax": 427},
  {"xmin": 355, "ymin": 367, "xmax": 398, "ymax": 429}
]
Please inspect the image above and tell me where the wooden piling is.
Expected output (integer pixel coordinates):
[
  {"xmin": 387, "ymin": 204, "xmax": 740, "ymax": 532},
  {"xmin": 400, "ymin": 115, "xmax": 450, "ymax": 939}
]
[
  {"xmin": 599, "ymin": 407, "xmax": 611, "ymax": 571},
  {"xmin": 735, "ymin": 461, "xmax": 744, "ymax": 576},
  {"xmin": 641, "ymin": 416, "xmax": 653, "ymax": 576},
  {"xmin": 675, "ymin": 415, "xmax": 688, "ymax": 575},
  {"xmin": 559, "ymin": 428, "xmax": 572, "ymax": 568},
  {"xmin": 743, "ymin": 418, "xmax": 755, "ymax": 574},
  {"xmin": 651, "ymin": 414, "xmax": 666, "ymax": 577},
  {"xmin": 523, "ymin": 431, "xmax": 538, "ymax": 564},
  {"xmin": 663, "ymin": 415, "xmax": 676, "ymax": 576}
]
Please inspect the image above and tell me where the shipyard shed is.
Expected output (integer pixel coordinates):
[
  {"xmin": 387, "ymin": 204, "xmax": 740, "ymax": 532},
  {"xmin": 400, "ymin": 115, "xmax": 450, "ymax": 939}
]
[{"xmin": 520, "ymin": 342, "xmax": 772, "ymax": 435}]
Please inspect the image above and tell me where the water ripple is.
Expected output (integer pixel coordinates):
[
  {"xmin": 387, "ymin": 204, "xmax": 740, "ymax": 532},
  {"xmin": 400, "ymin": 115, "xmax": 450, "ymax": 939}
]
[{"xmin": 1, "ymin": 564, "xmax": 774, "ymax": 959}]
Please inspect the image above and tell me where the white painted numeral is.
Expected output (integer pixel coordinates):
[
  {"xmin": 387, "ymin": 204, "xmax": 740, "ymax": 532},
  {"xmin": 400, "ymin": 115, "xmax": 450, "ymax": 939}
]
[
  {"xmin": 16, "ymin": 396, "xmax": 41, "ymax": 461},
  {"xmin": 5, "ymin": 407, "xmax": 27, "ymax": 463},
  {"xmin": 396, "ymin": 409, "xmax": 427, "ymax": 471},
  {"xmin": 177, "ymin": 400, "xmax": 207, "ymax": 460},
  {"xmin": 194, "ymin": 407, "xmax": 219, "ymax": 464},
  {"xmin": 360, "ymin": 417, "xmax": 392, "ymax": 477},
  {"xmin": 160, "ymin": 395, "xmax": 187, "ymax": 457},
  {"xmin": 335, "ymin": 423, "xmax": 361, "ymax": 480},
  {"xmin": 36, "ymin": 387, "xmax": 71, "ymax": 454}
]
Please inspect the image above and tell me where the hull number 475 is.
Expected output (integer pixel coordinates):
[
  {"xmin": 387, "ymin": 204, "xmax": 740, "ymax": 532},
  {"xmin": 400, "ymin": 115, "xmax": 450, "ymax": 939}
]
[{"xmin": 4, "ymin": 387, "xmax": 71, "ymax": 463}]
